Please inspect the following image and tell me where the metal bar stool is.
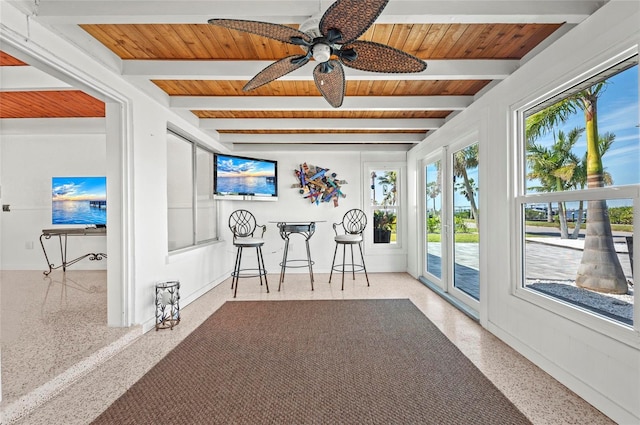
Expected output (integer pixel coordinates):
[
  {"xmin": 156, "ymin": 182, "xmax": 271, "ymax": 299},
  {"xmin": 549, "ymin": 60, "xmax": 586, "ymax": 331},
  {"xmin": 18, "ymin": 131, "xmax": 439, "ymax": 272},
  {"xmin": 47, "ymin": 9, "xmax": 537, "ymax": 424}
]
[
  {"xmin": 229, "ymin": 210, "xmax": 269, "ymax": 298},
  {"xmin": 329, "ymin": 209, "xmax": 370, "ymax": 290},
  {"xmin": 276, "ymin": 222, "xmax": 316, "ymax": 291}
]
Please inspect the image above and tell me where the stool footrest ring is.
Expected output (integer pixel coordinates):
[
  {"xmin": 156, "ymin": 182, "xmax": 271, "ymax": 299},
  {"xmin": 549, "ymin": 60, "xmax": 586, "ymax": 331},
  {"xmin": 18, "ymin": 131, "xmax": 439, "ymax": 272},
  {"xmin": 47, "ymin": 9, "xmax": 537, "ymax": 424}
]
[
  {"xmin": 231, "ymin": 268, "xmax": 268, "ymax": 279},
  {"xmin": 331, "ymin": 263, "xmax": 365, "ymax": 273},
  {"xmin": 280, "ymin": 259, "xmax": 315, "ymax": 269}
]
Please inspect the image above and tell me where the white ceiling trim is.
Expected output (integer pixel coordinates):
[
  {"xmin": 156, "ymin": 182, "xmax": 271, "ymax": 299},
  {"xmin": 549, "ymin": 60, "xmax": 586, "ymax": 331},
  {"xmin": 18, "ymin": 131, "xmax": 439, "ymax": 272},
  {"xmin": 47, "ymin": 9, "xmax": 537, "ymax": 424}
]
[
  {"xmin": 200, "ymin": 117, "xmax": 443, "ymax": 130},
  {"xmin": 171, "ymin": 95, "xmax": 472, "ymax": 111},
  {"xmin": 123, "ymin": 59, "xmax": 517, "ymax": 81},
  {"xmin": 25, "ymin": 1, "xmax": 602, "ymax": 24},
  {"xmin": 219, "ymin": 132, "xmax": 425, "ymax": 144}
]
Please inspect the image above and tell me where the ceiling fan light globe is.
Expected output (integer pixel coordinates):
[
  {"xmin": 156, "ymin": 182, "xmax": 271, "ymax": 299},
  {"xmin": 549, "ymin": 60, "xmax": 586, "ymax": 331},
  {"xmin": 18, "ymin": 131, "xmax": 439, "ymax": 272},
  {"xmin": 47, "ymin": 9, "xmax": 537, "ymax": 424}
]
[{"xmin": 312, "ymin": 43, "xmax": 331, "ymax": 63}]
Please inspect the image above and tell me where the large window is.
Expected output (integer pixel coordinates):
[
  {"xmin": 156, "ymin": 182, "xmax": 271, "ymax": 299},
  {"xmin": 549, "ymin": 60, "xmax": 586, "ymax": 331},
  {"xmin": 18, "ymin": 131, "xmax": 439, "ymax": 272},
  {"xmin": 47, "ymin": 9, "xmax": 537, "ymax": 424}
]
[
  {"xmin": 167, "ymin": 130, "xmax": 218, "ymax": 251},
  {"xmin": 370, "ymin": 167, "xmax": 400, "ymax": 245},
  {"xmin": 516, "ymin": 54, "xmax": 638, "ymax": 330}
]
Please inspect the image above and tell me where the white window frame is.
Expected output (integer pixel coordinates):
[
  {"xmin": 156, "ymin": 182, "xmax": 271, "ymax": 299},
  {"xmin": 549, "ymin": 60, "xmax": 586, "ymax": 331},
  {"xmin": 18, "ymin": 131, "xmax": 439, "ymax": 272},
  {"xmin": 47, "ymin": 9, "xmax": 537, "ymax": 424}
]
[
  {"xmin": 363, "ymin": 161, "xmax": 406, "ymax": 253},
  {"xmin": 511, "ymin": 48, "xmax": 640, "ymax": 345},
  {"xmin": 167, "ymin": 129, "xmax": 219, "ymax": 253}
]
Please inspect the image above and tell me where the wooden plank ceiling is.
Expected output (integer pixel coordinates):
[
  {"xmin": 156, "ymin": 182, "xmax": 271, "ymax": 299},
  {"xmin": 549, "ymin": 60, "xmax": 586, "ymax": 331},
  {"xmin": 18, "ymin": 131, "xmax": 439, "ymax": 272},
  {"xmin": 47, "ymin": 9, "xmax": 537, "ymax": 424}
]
[
  {"xmin": 1, "ymin": 0, "xmax": 601, "ymax": 147},
  {"xmin": 0, "ymin": 90, "xmax": 105, "ymax": 118},
  {"xmin": 0, "ymin": 52, "xmax": 105, "ymax": 119}
]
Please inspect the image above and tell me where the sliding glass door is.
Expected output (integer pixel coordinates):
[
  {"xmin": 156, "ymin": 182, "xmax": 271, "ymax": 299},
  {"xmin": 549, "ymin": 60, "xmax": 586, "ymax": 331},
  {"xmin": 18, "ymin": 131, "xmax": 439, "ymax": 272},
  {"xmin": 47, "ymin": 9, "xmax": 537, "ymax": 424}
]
[
  {"xmin": 424, "ymin": 157, "xmax": 443, "ymax": 284},
  {"xmin": 422, "ymin": 142, "xmax": 480, "ymax": 311},
  {"xmin": 451, "ymin": 143, "xmax": 480, "ymax": 302}
]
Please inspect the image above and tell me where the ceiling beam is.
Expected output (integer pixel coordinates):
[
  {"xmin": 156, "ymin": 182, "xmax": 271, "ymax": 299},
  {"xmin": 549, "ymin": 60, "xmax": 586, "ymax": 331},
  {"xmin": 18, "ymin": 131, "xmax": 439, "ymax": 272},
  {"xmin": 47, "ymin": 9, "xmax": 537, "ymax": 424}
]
[
  {"xmin": 171, "ymin": 96, "xmax": 472, "ymax": 111},
  {"xmin": 0, "ymin": 66, "xmax": 72, "ymax": 91},
  {"xmin": 0, "ymin": 118, "xmax": 106, "ymax": 134},
  {"xmin": 200, "ymin": 118, "xmax": 443, "ymax": 130},
  {"xmin": 27, "ymin": 1, "xmax": 602, "ymax": 24},
  {"xmin": 219, "ymin": 133, "xmax": 426, "ymax": 144},
  {"xmin": 123, "ymin": 59, "xmax": 517, "ymax": 81}
]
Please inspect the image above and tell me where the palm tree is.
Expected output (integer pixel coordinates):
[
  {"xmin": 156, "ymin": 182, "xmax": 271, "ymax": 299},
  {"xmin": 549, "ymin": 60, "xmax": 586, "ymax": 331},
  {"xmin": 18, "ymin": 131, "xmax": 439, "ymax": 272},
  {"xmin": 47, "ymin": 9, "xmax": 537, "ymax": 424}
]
[
  {"xmin": 526, "ymin": 128, "xmax": 582, "ymax": 238},
  {"xmin": 377, "ymin": 171, "xmax": 397, "ymax": 206},
  {"xmin": 566, "ymin": 132, "xmax": 615, "ymax": 239},
  {"xmin": 426, "ymin": 181, "xmax": 440, "ymax": 215},
  {"xmin": 453, "ymin": 144, "xmax": 479, "ymax": 228},
  {"xmin": 454, "ymin": 178, "xmax": 478, "ymax": 219},
  {"xmin": 526, "ymin": 83, "xmax": 627, "ymax": 294}
]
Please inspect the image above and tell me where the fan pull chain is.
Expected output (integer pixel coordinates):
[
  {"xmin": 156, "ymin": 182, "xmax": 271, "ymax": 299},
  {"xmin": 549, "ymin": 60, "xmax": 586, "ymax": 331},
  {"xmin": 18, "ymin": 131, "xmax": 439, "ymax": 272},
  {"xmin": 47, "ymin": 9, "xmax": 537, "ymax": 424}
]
[{"xmin": 26, "ymin": 0, "xmax": 41, "ymax": 40}]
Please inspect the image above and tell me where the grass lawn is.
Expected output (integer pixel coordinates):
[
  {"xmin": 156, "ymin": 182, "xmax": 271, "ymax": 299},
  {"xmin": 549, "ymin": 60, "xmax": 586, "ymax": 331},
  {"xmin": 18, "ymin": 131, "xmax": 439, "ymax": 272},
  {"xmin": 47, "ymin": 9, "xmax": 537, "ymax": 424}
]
[
  {"xmin": 426, "ymin": 221, "xmax": 631, "ymax": 244},
  {"xmin": 427, "ymin": 233, "xmax": 479, "ymax": 243}
]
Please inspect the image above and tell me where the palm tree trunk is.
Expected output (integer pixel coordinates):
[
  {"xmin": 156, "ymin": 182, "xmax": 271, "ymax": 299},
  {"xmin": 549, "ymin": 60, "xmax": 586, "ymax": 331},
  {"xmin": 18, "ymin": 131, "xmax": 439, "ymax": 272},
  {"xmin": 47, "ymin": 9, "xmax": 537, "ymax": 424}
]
[
  {"xmin": 546, "ymin": 202, "xmax": 553, "ymax": 222},
  {"xmin": 575, "ymin": 93, "xmax": 627, "ymax": 294},
  {"xmin": 558, "ymin": 201, "xmax": 569, "ymax": 239},
  {"xmin": 570, "ymin": 201, "xmax": 584, "ymax": 239},
  {"xmin": 576, "ymin": 199, "xmax": 627, "ymax": 293},
  {"xmin": 460, "ymin": 167, "xmax": 479, "ymax": 230}
]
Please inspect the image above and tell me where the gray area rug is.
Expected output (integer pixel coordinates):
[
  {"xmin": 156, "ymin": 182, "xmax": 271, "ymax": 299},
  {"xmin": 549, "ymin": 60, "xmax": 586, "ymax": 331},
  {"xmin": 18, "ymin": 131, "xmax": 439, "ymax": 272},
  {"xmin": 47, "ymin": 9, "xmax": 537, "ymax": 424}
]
[{"xmin": 92, "ymin": 299, "xmax": 531, "ymax": 424}]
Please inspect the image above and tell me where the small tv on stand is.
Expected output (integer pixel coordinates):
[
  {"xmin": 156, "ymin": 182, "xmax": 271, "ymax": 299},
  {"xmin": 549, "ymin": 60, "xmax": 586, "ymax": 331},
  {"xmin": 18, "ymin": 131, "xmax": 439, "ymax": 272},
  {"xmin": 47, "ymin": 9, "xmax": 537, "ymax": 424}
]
[{"xmin": 214, "ymin": 154, "xmax": 278, "ymax": 201}]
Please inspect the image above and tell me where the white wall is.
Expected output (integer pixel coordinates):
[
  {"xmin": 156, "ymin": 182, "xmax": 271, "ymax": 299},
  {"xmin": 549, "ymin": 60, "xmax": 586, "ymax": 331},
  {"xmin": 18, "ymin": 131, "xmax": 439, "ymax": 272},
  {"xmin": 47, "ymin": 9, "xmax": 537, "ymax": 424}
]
[
  {"xmin": 0, "ymin": 134, "xmax": 406, "ymax": 274},
  {"xmin": 215, "ymin": 149, "xmax": 408, "ymax": 275},
  {"xmin": 0, "ymin": 1, "xmax": 231, "ymax": 330},
  {"xmin": 407, "ymin": 2, "xmax": 639, "ymax": 423},
  {"xmin": 0, "ymin": 128, "xmax": 408, "ymax": 328},
  {"xmin": 0, "ymin": 132, "xmax": 107, "ymax": 270}
]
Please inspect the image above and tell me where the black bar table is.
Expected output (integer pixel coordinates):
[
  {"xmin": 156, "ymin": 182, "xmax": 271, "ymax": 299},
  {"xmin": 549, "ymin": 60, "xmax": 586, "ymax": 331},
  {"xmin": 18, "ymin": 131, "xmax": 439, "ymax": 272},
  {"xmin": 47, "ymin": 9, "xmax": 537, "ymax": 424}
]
[{"xmin": 272, "ymin": 221, "xmax": 324, "ymax": 291}]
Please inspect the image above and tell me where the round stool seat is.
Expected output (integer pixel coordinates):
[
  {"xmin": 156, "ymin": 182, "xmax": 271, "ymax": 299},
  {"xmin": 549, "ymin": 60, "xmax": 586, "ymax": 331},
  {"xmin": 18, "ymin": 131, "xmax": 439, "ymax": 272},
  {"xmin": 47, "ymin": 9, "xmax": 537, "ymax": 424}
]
[
  {"xmin": 334, "ymin": 234, "xmax": 362, "ymax": 244},
  {"xmin": 234, "ymin": 237, "xmax": 265, "ymax": 247}
]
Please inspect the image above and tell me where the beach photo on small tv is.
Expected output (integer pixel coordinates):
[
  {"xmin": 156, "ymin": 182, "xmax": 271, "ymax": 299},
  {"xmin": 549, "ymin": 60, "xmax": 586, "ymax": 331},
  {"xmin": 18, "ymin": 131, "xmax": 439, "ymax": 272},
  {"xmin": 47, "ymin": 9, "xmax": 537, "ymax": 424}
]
[
  {"xmin": 52, "ymin": 176, "xmax": 107, "ymax": 225},
  {"xmin": 216, "ymin": 155, "xmax": 276, "ymax": 196}
]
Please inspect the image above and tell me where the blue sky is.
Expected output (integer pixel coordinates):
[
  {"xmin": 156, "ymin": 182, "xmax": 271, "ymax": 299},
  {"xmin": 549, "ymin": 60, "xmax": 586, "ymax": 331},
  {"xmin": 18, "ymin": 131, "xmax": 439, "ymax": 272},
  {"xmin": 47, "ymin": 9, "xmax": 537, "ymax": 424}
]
[
  {"xmin": 216, "ymin": 155, "xmax": 275, "ymax": 177},
  {"xmin": 422, "ymin": 64, "xmax": 638, "ymax": 213},
  {"xmin": 527, "ymin": 64, "xmax": 639, "ymax": 189},
  {"xmin": 52, "ymin": 176, "xmax": 106, "ymax": 201}
]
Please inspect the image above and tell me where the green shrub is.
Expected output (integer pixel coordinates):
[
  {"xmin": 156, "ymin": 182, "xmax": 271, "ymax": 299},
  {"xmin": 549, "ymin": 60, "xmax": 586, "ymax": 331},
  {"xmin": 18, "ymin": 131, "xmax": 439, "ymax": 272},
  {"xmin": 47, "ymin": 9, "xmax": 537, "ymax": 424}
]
[
  {"xmin": 454, "ymin": 216, "xmax": 468, "ymax": 233},
  {"xmin": 608, "ymin": 206, "xmax": 633, "ymax": 225},
  {"xmin": 524, "ymin": 209, "xmax": 546, "ymax": 221},
  {"xmin": 427, "ymin": 216, "xmax": 441, "ymax": 233},
  {"xmin": 374, "ymin": 210, "xmax": 397, "ymax": 230}
]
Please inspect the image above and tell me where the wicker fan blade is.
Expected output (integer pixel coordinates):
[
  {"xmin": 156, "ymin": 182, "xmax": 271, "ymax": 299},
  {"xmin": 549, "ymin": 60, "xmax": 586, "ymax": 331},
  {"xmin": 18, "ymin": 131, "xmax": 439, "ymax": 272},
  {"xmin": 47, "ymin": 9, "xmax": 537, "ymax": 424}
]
[
  {"xmin": 208, "ymin": 19, "xmax": 312, "ymax": 45},
  {"xmin": 313, "ymin": 60, "xmax": 345, "ymax": 108},
  {"xmin": 320, "ymin": 0, "xmax": 389, "ymax": 44},
  {"xmin": 340, "ymin": 40, "xmax": 426, "ymax": 73},
  {"xmin": 244, "ymin": 55, "xmax": 309, "ymax": 91}
]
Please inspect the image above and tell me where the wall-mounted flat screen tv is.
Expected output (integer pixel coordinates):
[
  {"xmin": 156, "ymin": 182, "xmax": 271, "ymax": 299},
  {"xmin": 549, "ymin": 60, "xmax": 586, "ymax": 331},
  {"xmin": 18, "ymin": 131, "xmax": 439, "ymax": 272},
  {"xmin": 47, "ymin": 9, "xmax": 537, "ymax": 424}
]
[
  {"xmin": 52, "ymin": 176, "xmax": 107, "ymax": 225},
  {"xmin": 214, "ymin": 154, "xmax": 277, "ymax": 199}
]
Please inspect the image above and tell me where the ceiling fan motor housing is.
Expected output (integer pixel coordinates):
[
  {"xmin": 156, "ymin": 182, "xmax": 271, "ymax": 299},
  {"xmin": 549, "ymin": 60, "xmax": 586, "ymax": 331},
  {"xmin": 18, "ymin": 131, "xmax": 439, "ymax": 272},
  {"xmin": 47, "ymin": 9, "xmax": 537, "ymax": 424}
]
[{"xmin": 312, "ymin": 43, "xmax": 331, "ymax": 63}]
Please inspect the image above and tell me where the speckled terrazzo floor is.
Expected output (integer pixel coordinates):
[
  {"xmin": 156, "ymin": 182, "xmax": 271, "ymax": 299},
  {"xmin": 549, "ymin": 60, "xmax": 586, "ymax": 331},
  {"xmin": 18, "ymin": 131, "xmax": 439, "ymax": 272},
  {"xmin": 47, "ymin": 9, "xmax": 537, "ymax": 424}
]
[
  {"xmin": 1, "ymin": 270, "xmax": 140, "ymax": 423},
  {"xmin": 2, "ymin": 271, "xmax": 614, "ymax": 424}
]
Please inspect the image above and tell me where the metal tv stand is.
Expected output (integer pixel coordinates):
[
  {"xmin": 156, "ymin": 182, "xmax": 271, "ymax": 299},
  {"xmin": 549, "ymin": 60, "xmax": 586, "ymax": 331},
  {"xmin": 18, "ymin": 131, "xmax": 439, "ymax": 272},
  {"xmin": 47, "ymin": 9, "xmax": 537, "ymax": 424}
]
[{"xmin": 40, "ymin": 227, "xmax": 107, "ymax": 275}]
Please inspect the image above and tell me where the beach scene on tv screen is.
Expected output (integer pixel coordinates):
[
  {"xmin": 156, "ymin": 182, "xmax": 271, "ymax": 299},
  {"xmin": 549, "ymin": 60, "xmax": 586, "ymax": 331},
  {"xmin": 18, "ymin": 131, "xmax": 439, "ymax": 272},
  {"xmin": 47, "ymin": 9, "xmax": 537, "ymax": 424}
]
[
  {"xmin": 217, "ymin": 156, "xmax": 276, "ymax": 196},
  {"xmin": 52, "ymin": 176, "xmax": 107, "ymax": 225}
]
